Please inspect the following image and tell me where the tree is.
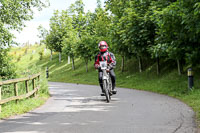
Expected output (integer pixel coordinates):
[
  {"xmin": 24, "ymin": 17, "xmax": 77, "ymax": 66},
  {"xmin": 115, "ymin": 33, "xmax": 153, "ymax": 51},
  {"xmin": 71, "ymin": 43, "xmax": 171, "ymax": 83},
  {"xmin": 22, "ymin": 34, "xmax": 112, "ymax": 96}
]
[
  {"xmin": 0, "ymin": 0, "xmax": 48, "ymax": 78},
  {"xmin": 37, "ymin": 25, "xmax": 48, "ymax": 45},
  {"xmin": 69, "ymin": 0, "xmax": 86, "ymax": 38},
  {"xmin": 0, "ymin": 0, "xmax": 48, "ymax": 47},
  {"xmin": 146, "ymin": 0, "xmax": 174, "ymax": 75},
  {"xmin": 46, "ymin": 33, "xmax": 55, "ymax": 61},
  {"xmin": 181, "ymin": 1, "xmax": 200, "ymax": 67},
  {"xmin": 75, "ymin": 0, "xmax": 112, "ymax": 72},
  {"xmin": 74, "ymin": 12, "xmax": 93, "ymax": 72},
  {"xmin": 106, "ymin": 0, "xmax": 155, "ymax": 72},
  {"xmin": 48, "ymin": 10, "xmax": 66, "ymax": 62},
  {"xmin": 66, "ymin": 0, "xmax": 87, "ymax": 70},
  {"xmin": 106, "ymin": 0, "xmax": 131, "ymax": 72},
  {"xmin": 61, "ymin": 10, "xmax": 78, "ymax": 70}
]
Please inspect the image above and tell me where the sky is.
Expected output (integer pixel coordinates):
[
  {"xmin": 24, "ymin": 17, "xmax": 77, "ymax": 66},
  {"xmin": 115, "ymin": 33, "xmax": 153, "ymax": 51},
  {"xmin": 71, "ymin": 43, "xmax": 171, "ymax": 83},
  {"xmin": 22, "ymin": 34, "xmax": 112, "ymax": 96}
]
[{"xmin": 13, "ymin": 0, "xmax": 105, "ymax": 45}]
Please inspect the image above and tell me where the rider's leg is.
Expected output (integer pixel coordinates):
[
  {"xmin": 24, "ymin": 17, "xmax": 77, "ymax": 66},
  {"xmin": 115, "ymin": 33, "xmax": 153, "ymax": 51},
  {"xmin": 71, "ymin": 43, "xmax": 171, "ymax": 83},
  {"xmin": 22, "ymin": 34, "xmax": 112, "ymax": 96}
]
[
  {"xmin": 109, "ymin": 69, "xmax": 117, "ymax": 94},
  {"xmin": 98, "ymin": 71, "xmax": 104, "ymax": 93}
]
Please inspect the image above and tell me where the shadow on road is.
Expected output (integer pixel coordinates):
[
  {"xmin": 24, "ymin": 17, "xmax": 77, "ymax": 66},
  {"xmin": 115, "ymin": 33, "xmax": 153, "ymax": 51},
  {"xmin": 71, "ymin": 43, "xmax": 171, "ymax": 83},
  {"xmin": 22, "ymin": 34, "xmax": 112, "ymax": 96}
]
[
  {"xmin": 0, "ymin": 111, "xmax": 100, "ymax": 133},
  {"xmin": 0, "ymin": 95, "xmax": 119, "ymax": 133}
]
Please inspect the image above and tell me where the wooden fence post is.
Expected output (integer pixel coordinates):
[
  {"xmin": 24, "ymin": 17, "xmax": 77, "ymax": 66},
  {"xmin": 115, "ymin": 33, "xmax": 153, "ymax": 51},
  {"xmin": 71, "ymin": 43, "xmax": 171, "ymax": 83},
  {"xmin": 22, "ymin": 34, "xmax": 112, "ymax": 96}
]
[
  {"xmin": 25, "ymin": 80, "xmax": 29, "ymax": 93},
  {"xmin": 32, "ymin": 79, "xmax": 36, "ymax": 97},
  {"xmin": 0, "ymin": 73, "xmax": 40, "ymax": 111},
  {"xmin": 14, "ymin": 83, "xmax": 18, "ymax": 104},
  {"xmin": 37, "ymin": 75, "xmax": 40, "ymax": 94},
  {"xmin": 0, "ymin": 85, "xmax": 2, "ymax": 113}
]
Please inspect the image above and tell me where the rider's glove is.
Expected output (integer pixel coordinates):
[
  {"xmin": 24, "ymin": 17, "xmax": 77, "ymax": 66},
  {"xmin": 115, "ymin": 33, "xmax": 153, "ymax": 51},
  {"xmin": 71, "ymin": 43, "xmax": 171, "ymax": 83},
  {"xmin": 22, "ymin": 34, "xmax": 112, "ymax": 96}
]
[
  {"xmin": 95, "ymin": 64, "xmax": 99, "ymax": 69},
  {"xmin": 106, "ymin": 69, "xmax": 110, "ymax": 72}
]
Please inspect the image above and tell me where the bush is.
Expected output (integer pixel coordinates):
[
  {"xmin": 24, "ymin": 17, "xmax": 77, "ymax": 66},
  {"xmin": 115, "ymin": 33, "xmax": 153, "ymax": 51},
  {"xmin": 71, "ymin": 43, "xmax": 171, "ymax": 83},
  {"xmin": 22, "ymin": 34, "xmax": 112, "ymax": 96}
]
[
  {"xmin": 24, "ymin": 48, "xmax": 28, "ymax": 55},
  {"xmin": 0, "ymin": 50, "xmax": 16, "ymax": 80},
  {"xmin": 17, "ymin": 55, "xmax": 22, "ymax": 62},
  {"xmin": 30, "ymin": 55, "xmax": 33, "ymax": 60},
  {"xmin": 38, "ymin": 72, "xmax": 49, "ymax": 96},
  {"xmin": 39, "ymin": 51, "xmax": 43, "ymax": 60}
]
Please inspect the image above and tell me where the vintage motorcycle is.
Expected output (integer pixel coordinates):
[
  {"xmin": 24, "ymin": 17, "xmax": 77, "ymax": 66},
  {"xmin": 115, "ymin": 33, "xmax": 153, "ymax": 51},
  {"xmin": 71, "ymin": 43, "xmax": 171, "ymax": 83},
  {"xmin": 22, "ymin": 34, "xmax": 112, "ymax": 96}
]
[{"xmin": 99, "ymin": 61, "xmax": 113, "ymax": 103}]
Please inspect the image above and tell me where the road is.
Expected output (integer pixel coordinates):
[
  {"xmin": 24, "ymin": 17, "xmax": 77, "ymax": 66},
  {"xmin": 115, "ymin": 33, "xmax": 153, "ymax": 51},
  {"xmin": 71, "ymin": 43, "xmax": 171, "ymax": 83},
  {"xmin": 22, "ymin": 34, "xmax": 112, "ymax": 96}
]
[{"xmin": 0, "ymin": 82, "xmax": 197, "ymax": 133}]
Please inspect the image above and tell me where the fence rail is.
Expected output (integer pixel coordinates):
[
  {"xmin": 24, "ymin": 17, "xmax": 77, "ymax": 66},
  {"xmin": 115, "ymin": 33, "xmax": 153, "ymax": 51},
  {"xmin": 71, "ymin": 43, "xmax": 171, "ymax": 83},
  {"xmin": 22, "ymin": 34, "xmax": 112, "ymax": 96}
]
[{"xmin": 0, "ymin": 73, "xmax": 40, "ymax": 113}]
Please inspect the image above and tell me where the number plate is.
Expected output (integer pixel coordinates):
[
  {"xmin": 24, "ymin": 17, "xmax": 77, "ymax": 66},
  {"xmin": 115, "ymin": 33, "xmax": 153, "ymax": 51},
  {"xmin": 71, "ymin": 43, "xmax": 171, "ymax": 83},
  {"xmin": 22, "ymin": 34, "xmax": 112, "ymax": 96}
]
[{"xmin": 99, "ymin": 61, "xmax": 107, "ymax": 69}]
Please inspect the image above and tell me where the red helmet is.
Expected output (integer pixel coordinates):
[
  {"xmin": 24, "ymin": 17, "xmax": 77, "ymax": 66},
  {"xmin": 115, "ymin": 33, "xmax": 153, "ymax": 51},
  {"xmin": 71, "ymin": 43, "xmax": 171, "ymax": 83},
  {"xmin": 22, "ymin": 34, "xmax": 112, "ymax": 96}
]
[{"xmin": 98, "ymin": 41, "xmax": 108, "ymax": 52}]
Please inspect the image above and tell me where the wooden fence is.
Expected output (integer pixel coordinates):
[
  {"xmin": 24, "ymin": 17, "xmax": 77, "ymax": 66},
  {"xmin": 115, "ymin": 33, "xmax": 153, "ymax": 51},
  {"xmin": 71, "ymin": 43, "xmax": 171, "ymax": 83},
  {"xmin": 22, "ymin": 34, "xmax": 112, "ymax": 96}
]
[{"xmin": 0, "ymin": 73, "xmax": 40, "ymax": 113}]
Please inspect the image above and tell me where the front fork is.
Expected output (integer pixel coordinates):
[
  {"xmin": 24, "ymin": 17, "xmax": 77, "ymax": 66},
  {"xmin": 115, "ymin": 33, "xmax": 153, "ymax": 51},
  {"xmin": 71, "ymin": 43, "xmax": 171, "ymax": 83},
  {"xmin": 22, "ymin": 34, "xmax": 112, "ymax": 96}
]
[
  {"xmin": 102, "ymin": 69, "xmax": 110, "ymax": 82},
  {"xmin": 102, "ymin": 70, "xmax": 112, "ymax": 93}
]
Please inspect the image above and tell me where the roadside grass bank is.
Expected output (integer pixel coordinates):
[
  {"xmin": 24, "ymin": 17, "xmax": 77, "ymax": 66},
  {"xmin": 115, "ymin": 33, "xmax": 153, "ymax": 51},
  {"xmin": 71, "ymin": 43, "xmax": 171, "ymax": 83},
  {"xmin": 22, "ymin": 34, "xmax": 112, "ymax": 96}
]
[
  {"xmin": 8, "ymin": 44, "xmax": 200, "ymax": 128},
  {"xmin": 0, "ymin": 72, "xmax": 49, "ymax": 119},
  {"xmin": 0, "ymin": 45, "xmax": 50, "ymax": 119}
]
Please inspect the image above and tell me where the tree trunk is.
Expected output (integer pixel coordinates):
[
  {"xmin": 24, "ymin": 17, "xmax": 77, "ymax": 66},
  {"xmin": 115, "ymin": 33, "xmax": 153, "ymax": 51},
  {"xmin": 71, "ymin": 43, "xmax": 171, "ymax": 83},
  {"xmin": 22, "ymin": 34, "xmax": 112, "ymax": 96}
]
[
  {"xmin": 157, "ymin": 57, "xmax": 160, "ymax": 75},
  {"xmin": 177, "ymin": 59, "xmax": 182, "ymax": 75},
  {"xmin": 59, "ymin": 52, "xmax": 61, "ymax": 63},
  {"xmin": 85, "ymin": 58, "xmax": 88, "ymax": 72},
  {"xmin": 68, "ymin": 55, "xmax": 70, "ymax": 64},
  {"xmin": 138, "ymin": 56, "xmax": 143, "ymax": 73},
  {"xmin": 50, "ymin": 50, "xmax": 53, "ymax": 61},
  {"xmin": 72, "ymin": 56, "xmax": 75, "ymax": 70},
  {"xmin": 121, "ymin": 55, "xmax": 125, "ymax": 72}
]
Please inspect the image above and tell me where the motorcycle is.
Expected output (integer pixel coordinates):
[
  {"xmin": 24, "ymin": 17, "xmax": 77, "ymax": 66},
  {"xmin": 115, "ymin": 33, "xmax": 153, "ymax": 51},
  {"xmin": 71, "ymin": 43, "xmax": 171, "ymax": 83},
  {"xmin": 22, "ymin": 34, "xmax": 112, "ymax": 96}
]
[{"xmin": 99, "ymin": 61, "xmax": 113, "ymax": 103}]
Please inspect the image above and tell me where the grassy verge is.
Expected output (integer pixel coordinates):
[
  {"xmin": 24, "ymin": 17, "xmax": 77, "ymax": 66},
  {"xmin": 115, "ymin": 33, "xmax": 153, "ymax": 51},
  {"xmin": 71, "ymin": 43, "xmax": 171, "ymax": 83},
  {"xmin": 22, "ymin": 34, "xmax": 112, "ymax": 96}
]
[
  {"xmin": 0, "ymin": 72, "xmax": 49, "ymax": 119},
  {"xmin": 0, "ymin": 45, "xmax": 49, "ymax": 119},
  {"xmin": 0, "ymin": 96, "xmax": 47, "ymax": 119}
]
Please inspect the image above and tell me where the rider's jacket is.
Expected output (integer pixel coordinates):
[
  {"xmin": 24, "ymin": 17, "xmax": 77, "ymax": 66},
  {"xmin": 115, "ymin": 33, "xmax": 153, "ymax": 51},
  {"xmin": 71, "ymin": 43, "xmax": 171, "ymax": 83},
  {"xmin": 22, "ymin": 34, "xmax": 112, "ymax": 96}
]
[{"xmin": 94, "ymin": 51, "xmax": 116, "ymax": 69}]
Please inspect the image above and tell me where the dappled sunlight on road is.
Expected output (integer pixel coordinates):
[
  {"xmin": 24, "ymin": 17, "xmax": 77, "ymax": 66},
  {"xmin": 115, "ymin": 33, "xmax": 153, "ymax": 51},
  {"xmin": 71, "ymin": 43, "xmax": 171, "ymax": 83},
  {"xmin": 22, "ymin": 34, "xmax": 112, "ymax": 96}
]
[{"xmin": 61, "ymin": 96, "xmax": 120, "ymax": 112}]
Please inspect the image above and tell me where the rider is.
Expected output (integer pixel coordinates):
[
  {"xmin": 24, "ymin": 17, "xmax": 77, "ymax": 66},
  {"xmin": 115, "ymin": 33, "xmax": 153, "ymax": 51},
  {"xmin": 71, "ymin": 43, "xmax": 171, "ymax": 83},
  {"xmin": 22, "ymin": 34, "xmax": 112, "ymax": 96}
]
[{"xmin": 94, "ymin": 41, "xmax": 117, "ymax": 95}]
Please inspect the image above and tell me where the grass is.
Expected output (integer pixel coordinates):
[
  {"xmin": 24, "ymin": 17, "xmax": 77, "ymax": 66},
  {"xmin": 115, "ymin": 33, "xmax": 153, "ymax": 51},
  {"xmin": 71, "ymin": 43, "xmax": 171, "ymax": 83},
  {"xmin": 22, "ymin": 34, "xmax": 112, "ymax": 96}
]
[
  {"xmin": 0, "ymin": 96, "xmax": 48, "ymax": 119},
  {"xmin": 0, "ymin": 45, "xmax": 49, "ymax": 119},
  {"xmin": 0, "ymin": 73, "xmax": 49, "ymax": 119},
  {"xmin": 6, "ymin": 44, "xmax": 200, "ymax": 128}
]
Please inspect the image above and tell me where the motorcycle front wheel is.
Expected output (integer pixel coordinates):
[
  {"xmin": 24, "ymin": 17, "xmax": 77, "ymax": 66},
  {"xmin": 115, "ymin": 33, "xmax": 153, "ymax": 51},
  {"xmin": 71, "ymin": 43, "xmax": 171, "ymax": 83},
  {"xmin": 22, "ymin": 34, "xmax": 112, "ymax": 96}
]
[{"xmin": 103, "ymin": 79, "xmax": 110, "ymax": 103}]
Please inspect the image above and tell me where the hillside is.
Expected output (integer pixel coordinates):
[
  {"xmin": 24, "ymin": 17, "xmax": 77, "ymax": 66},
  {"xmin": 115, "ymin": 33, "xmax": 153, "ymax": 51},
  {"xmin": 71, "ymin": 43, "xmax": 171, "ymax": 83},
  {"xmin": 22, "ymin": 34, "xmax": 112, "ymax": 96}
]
[{"xmin": 9, "ymin": 44, "xmax": 200, "ymax": 127}]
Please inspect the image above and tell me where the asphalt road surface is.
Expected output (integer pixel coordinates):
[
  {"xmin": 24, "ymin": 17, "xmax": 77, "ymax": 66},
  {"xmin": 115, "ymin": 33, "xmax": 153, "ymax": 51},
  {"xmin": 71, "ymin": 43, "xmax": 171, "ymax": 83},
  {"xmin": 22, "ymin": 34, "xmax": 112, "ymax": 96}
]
[{"xmin": 0, "ymin": 82, "xmax": 197, "ymax": 133}]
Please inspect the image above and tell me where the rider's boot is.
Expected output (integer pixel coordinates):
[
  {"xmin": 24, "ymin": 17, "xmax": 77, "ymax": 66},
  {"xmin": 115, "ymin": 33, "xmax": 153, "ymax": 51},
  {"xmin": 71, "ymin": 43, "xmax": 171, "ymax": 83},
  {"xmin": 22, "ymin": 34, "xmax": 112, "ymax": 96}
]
[
  {"xmin": 112, "ymin": 84, "xmax": 117, "ymax": 94},
  {"xmin": 100, "ymin": 84, "xmax": 105, "ymax": 96}
]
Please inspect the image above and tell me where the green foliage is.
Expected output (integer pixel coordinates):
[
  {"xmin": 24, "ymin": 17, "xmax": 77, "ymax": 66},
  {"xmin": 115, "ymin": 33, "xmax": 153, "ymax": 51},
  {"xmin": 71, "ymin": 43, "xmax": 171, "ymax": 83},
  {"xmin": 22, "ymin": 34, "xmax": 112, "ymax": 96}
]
[
  {"xmin": 0, "ymin": 0, "xmax": 48, "ymax": 80},
  {"xmin": 39, "ymin": 51, "xmax": 43, "ymax": 60},
  {"xmin": 43, "ymin": 0, "xmax": 200, "ymax": 72},
  {"xmin": 17, "ymin": 55, "xmax": 21, "ymax": 61},
  {"xmin": 37, "ymin": 25, "xmax": 49, "ymax": 44},
  {"xmin": 0, "ymin": 0, "xmax": 49, "ymax": 47},
  {"xmin": 30, "ymin": 55, "xmax": 33, "ymax": 60},
  {"xmin": 150, "ymin": 0, "xmax": 200, "ymax": 67},
  {"xmin": 1, "ymin": 44, "xmax": 50, "ymax": 119},
  {"xmin": 148, "ymin": 44, "xmax": 167, "ymax": 58},
  {"xmin": 24, "ymin": 48, "xmax": 28, "ymax": 55},
  {"xmin": 47, "ymin": 10, "xmax": 65, "ymax": 52},
  {"xmin": 0, "ymin": 49, "xmax": 16, "ymax": 79}
]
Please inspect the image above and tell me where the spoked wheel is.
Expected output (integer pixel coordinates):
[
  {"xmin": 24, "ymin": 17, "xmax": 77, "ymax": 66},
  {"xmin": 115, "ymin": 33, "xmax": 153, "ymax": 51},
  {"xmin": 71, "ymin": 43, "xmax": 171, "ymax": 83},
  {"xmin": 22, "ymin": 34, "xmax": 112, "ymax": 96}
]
[
  {"xmin": 108, "ymin": 75, "xmax": 112, "ymax": 99},
  {"xmin": 103, "ymin": 79, "xmax": 110, "ymax": 103}
]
